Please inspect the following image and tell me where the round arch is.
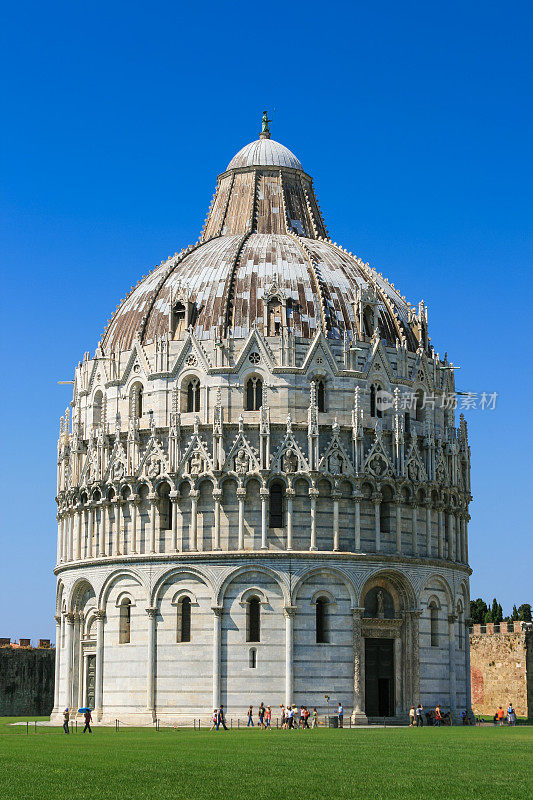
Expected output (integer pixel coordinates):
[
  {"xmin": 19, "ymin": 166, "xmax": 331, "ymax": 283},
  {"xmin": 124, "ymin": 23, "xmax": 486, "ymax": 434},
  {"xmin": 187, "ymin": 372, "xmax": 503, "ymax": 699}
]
[
  {"xmin": 151, "ymin": 565, "xmax": 215, "ymax": 607},
  {"xmin": 421, "ymin": 573, "xmax": 454, "ymax": 608},
  {"xmin": 216, "ymin": 564, "xmax": 290, "ymax": 607},
  {"xmin": 358, "ymin": 569, "xmax": 417, "ymax": 612},
  {"xmin": 67, "ymin": 577, "xmax": 97, "ymax": 614},
  {"xmin": 292, "ymin": 566, "xmax": 356, "ymax": 607},
  {"xmin": 98, "ymin": 568, "xmax": 148, "ymax": 610}
]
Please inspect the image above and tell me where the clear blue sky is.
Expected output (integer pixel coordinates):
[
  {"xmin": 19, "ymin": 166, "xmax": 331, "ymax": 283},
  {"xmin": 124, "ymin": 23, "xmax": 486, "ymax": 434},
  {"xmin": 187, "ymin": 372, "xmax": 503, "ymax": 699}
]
[{"xmin": 1, "ymin": 1, "xmax": 531, "ymax": 641}]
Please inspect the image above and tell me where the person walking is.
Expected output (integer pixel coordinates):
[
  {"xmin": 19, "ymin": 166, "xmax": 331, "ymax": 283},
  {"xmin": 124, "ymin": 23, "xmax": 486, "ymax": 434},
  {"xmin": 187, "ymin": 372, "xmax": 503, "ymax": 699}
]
[
  {"xmin": 280, "ymin": 704, "xmax": 286, "ymax": 729},
  {"xmin": 216, "ymin": 705, "xmax": 228, "ymax": 731},
  {"xmin": 497, "ymin": 706, "xmax": 505, "ymax": 726},
  {"xmin": 265, "ymin": 706, "xmax": 272, "ymax": 730},
  {"xmin": 247, "ymin": 705, "xmax": 254, "ymax": 726},
  {"xmin": 258, "ymin": 703, "xmax": 265, "ymax": 729},
  {"xmin": 338, "ymin": 702, "xmax": 343, "ymax": 728},
  {"xmin": 82, "ymin": 709, "xmax": 92, "ymax": 733},
  {"xmin": 312, "ymin": 707, "xmax": 318, "ymax": 728},
  {"xmin": 63, "ymin": 708, "xmax": 70, "ymax": 734},
  {"xmin": 409, "ymin": 706, "xmax": 415, "ymax": 726},
  {"xmin": 507, "ymin": 703, "xmax": 516, "ymax": 726},
  {"xmin": 435, "ymin": 705, "xmax": 443, "ymax": 727},
  {"xmin": 210, "ymin": 709, "xmax": 218, "ymax": 731},
  {"xmin": 288, "ymin": 705, "xmax": 295, "ymax": 729},
  {"xmin": 415, "ymin": 704, "xmax": 423, "ymax": 727}
]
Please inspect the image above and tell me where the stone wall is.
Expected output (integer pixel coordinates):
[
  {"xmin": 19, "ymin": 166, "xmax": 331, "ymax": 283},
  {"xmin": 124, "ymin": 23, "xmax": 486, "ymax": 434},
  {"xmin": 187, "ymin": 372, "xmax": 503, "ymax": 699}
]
[
  {"xmin": 0, "ymin": 643, "xmax": 55, "ymax": 716},
  {"xmin": 469, "ymin": 622, "xmax": 532, "ymax": 718}
]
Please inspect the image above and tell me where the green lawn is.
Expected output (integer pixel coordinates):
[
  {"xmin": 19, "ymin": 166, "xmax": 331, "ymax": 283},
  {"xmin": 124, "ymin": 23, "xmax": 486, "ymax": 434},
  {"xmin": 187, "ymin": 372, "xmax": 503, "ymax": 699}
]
[{"xmin": 0, "ymin": 718, "xmax": 531, "ymax": 800}]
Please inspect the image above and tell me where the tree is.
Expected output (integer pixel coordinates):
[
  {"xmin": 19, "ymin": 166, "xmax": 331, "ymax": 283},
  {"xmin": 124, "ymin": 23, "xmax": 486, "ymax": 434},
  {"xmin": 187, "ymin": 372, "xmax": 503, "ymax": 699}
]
[
  {"xmin": 491, "ymin": 598, "xmax": 503, "ymax": 623},
  {"xmin": 511, "ymin": 605, "xmax": 519, "ymax": 621},
  {"xmin": 470, "ymin": 598, "xmax": 488, "ymax": 625},
  {"xmin": 484, "ymin": 610, "xmax": 493, "ymax": 624},
  {"xmin": 518, "ymin": 604, "xmax": 532, "ymax": 622}
]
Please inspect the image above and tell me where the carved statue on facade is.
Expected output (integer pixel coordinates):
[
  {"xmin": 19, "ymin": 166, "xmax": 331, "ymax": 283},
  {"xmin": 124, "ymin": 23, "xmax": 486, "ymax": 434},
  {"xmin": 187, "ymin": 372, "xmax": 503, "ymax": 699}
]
[
  {"xmin": 189, "ymin": 450, "xmax": 204, "ymax": 476},
  {"xmin": 282, "ymin": 448, "xmax": 297, "ymax": 474},
  {"xmin": 234, "ymin": 448, "xmax": 249, "ymax": 476},
  {"xmin": 377, "ymin": 589, "xmax": 385, "ymax": 619}
]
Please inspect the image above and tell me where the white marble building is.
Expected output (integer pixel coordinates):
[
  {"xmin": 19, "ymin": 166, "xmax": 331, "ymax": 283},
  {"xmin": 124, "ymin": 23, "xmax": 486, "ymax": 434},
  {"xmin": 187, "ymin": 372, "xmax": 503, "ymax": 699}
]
[{"xmin": 52, "ymin": 119, "xmax": 472, "ymax": 724}]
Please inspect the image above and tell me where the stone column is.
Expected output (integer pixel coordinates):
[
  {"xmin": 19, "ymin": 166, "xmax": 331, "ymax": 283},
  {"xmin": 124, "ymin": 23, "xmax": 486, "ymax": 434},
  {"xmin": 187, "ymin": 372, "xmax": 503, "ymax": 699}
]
[
  {"xmin": 409, "ymin": 610, "xmax": 422, "ymax": 707},
  {"xmin": 148, "ymin": 494, "xmax": 157, "ymax": 554},
  {"xmin": 353, "ymin": 493, "xmax": 361, "ymax": 551},
  {"xmin": 286, "ymin": 487, "xmax": 294, "ymax": 551},
  {"xmin": 464, "ymin": 617, "xmax": 472, "ymax": 715},
  {"xmin": 394, "ymin": 635, "xmax": 403, "ymax": 713},
  {"xmin": 99, "ymin": 501, "xmax": 107, "ymax": 557},
  {"xmin": 87, "ymin": 505, "xmax": 94, "ymax": 559},
  {"xmin": 65, "ymin": 512, "xmax": 72, "ymax": 562},
  {"xmin": 76, "ymin": 615, "xmax": 84, "ymax": 709},
  {"xmin": 95, "ymin": 610, "xmax": 105, "ymax": 720},
  {"xmin": 459, "ymin": 515, "xmax": 465, "ymax": 563},
  {"xmin": 395, "ymin": 500, "xmax": 402, "ymax": 554},
  {"xmin": 53, "ymin": 614, "xmax": 61, "ymax": 712},
  {"xmin": 455, "ymin": 513, "xmax": 461, "ymax": 562},
  {"xmin": 237, "ymin": 487, "xmax": 246, "ymax": 550},
  {"xmin": 190, "ymin": 489, "xmax": 199, "ymax": 551},
  {"xmin": 61, "ymin": 515, "xmax": 68, "ymax": 562},
  {"xmin": 73, "ymin": 507, "xmax": 81, "ymax": 561},
  {"xmin": 437, "ymin": 508, "xmax": 444, "ymax": 559},
  {"xmin": 113, "ymin": 499, "xmax": 121, "ymax": 556},
  {"xmin": 309, "ymin": 488, "xmax": 319, "ymax": 551},
  {"xmin": 131, "ymin": 496, "xmax": 139, "ymax": 554},
  {"xmin": 64, "ymin": 613, "xmax": 75, "ymax": 709},
  {"xmin": 332, "ymin": 491, "xmax": 340, "ymax": 551},
  {"xmin": 56, "ymin": 515, "xmax": 62, "ymax": 564},
  {"xmin": 212, "ymin": 606, "xmax": 223, "ymax": 709},
  {"xmin": 146, "ymin": 607, "xmax": 158, "ymax": 721},
  {"xmin": 170, "ymin": 492, "xmax": 179, "ymax": 552},
  {"xmin": 425, "ymin": 503, "xmax": 432, "ymax": 557},
  {"xmin": 351, "ymin": 607, "xmax": 367, "ymax": 721},
  {"xmin": 260, "ymin": 488, "xmax": 269, "ymax": 550},
  {"xmin": 284, "ymin": 605, "xmax": 296, "ymax": 707},
  {"xmin": 464, "ymin": 515, "xmax": 470, "ymax": 564},
  {"xmin": 373, "ymin": 493, "xmax": 381, "ymax": 552},
  {"xmin": 448, "ymin": 613, "xmax": 457, "ymax": 719},
  {"xmin": 447, "ymin": 512, "xmax": 455, "ymax": 561},
  {"xmin": 411, "ymin": 503, "xmax": 418, "ymax": 556}
]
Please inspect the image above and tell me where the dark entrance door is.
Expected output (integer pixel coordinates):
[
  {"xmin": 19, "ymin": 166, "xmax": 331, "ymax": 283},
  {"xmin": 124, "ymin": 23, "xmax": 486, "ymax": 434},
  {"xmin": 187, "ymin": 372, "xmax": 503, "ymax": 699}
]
[
  {"xmin": 86, "ymin": 655, "xmax": 96, "ymax": 709},
  {"xmin": 365, "ymin": 638, "xmax": 395, "ymax": 717}
]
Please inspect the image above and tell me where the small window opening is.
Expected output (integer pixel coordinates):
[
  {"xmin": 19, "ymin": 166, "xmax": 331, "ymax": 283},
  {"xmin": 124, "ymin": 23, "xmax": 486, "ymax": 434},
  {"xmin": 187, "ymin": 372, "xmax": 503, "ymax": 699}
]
[
  {"xmin": 316, "ymin": 380, "xmax": 326, "ymax": 413},
  {"xmin": 119, "ymin": 599, "xmax": 131, "ymax": 644},
  {"xmin": 370, "ymin": 384, "xmax": 382, "ymax": 418},
  {"xmin": 247, "ymin": 596, "xmax": 261, "ymax": 642},
  {"xmin": 249, "ymin": 647, "xmax": 257, "ymax": 668},
  {"xmin": 245, "ymin": 376, "xmax": 263, "ymax": 411},
  {"xmin": 430, "ymin": 602, "xmax": 439, "ymax": 647},
  {"xmin": 267, "ymin": 298, "xmax": 283, "ymax": 336},
  {"xmin": 269, "ymin": 482, "xmax": 283, "ymax": 527},
  {"xmin": 316, "ymin": 596, "xmax": 329, "ymax": 643},
  {"xmin": 177, "ymin": 596, "xmax": 191, "ymax": 643},
  {"xmin": 186, "ymin": 378, "xmax": 201, "ymax": 413},
  {"xmin": 172, "ymin": 302, "xmax": 187, "ymax": 338},
  {"xmin": 93, "ymin": 390, "xmax": 103, "ymax": 427}
]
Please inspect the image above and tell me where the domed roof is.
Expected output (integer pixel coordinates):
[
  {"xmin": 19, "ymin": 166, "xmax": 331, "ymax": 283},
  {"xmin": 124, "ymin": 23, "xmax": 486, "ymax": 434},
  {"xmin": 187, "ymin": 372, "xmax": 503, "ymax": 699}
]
[
  {"xmin": 100, "ymin": 122, "xmax": 421, "ymax": 355},
  {"xmin": 227, "ymin": 138, "xmax": 303, "ymax": 171}
]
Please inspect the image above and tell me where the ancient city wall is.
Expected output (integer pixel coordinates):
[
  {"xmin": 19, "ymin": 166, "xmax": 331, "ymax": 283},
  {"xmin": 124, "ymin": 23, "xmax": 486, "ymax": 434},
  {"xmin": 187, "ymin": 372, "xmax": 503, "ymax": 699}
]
[
  {"xmin": 0, "ymin": 640, "xmax": 55, "ymax": 716},
  {"xmin": 469, "ymin": 622, "xmax": 532, "ymax": 718}
]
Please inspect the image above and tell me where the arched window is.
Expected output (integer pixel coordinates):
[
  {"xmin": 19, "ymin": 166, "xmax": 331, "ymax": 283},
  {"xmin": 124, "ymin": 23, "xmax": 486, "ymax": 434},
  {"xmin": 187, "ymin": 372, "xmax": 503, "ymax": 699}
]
[
  {"xmin": 363, "ymin": 306, "xmax": 374, "ymax": 337},
  {"xmin": 370, "ymin": 384, "xmax": 382, "ymax": 418},
  {"xmin": 119, "ymin": 598, "xmax": 131, "ymax": 644},
  {"xmin": 158, "ymin": 483, "xmax": 172, "ymax": 530},
  {"xmin": 245, "ymin": 376, "xmax": 263, "ymax": 411},
  {"xmin": 429, "ymin": 602, "xmax": 439, "ymax": 647},
  {"xmin": 177, "ymin": 596, "xmax": 191, "ymax": 643},
  {"xmin": 404, "ymin": 412, "xmax": 411, "ymax": 434},
  {"xmin": 186, "ymin": 378, "xmax": 201, "ymax": 413},
  {"xmin": 267, "ymin": 298, "xmax": 283, "ymax": 336},
  {"xmin": 269, "ymin": 482, "xmax": 283, "ymax": 528},
  {"xmin": 316, "ymin": 596, "xmax": 329, "ymax": 643},
  {"xmin": 172, "ymin": 302, "xmax": 187, "ymax": 338},
  {"xmin": 316, "ymin": 380, "xmax": 326, "ymax": 413},
  {"xmin": 93, "ymin": 390, "xmax": 103, "ymax": 427},
  {"xmin": 415, "ymin": 389, "xmax": 424, "ymax": 422},
  {"xmin": 249, "ymin": 647, "xmax": 257, "ymax": 668},
  {"xmin": 246, "ymin": 596, "xmax": 261, "ymax": 642},
  {"xmin": 131, "ymin": 383, "xmax": 143, "ymax": 419}
]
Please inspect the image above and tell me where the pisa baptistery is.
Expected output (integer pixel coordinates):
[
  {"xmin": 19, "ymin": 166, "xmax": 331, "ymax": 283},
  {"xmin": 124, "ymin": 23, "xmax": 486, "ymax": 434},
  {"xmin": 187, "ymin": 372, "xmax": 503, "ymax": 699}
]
[{"xmin": 52, "ymin": 117, "xmax": 473, "ymax": 724}]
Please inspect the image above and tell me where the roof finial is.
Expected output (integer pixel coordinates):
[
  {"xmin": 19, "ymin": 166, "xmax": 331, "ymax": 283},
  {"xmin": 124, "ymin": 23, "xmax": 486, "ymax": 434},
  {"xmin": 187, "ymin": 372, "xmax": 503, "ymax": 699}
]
[{"xmin": 260, "ymin": 110, "xmax": 271, "ymax": 140}]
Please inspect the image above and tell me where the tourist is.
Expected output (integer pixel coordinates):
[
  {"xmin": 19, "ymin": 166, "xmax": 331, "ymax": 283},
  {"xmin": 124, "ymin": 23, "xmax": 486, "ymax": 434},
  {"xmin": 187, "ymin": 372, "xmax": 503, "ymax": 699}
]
[
  {"xmin": 216, "ymin": 705, "xmax": 228, "ymax": 731},
  {"xmin": 415, "ymin": 704, "xmax": 423, "ymax": 727},
  {"xmin": 288, "ymin": 705, "xmax": 295, "ymax": 729},
  {"xmin": 82, "ymin": 708, "xmax": 92, "ymax": 733},
  {"xmin": 435, "ymin": 705, "xmax": 443, "ymax": 726},
  {"xmin": 280, "ymin": 704, "xmax": 286, "ymax": 728},
  {"xmin": 304, "ymin": 707, "xmax": 310, "ymax": 729},
  {"xmin": 258, "ymin": 702, "xmax": 265, "ymax": 728},
  {"xmin": 63, "ymin": 708, "xmax": 70, "ymax": 734},
  {"xmin": 265, "ymin": 706, "xmax": 272, "ymax": 729},
  {"xmin": 497, "ymin": 706, "xmax": 505, "ymax": 726},
  {"xmin": 299, "ymin": 706, "xmax": 306, "ymax": 729},
  {"xmin": 210, "ymin": 709, "xmax": 218, "ymax": 731},
  {"xmin": 247, "ymin": 705, "xmax": 254, "ymax": 726},
  {"xmin": 312, "ymin": 707, "xmax": 318, "ymax": 728},
  {"xmin": 409, "ymin": 706, "xmax": 415, "ymax": 726},
  {"xmin": 338, "ymin": 702, "xmax": 343, "ymax": 728},
  {"xmin": 507, "ymin": 703, "xmax": 516, "ymax": 726}
]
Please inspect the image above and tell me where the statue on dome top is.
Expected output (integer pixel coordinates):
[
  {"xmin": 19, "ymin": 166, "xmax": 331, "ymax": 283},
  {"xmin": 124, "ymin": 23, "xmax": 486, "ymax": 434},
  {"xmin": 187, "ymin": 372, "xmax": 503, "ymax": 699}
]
[{"xmin": 260, "ymin": 110, "xmax": 271, "ymax": 139}]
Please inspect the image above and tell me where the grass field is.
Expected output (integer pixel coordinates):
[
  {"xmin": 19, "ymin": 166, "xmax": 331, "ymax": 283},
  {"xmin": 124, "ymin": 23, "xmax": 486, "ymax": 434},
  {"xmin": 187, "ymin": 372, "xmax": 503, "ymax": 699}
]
[{"xmin": 1, "ymin": 717, "xmax": 531, "ymax": 800}]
